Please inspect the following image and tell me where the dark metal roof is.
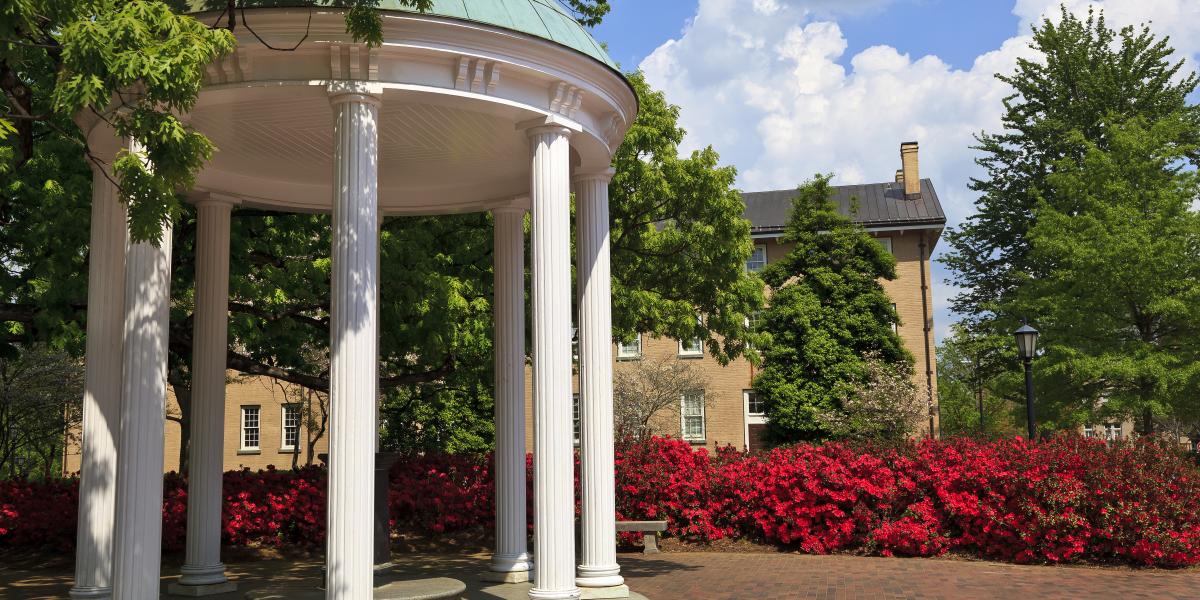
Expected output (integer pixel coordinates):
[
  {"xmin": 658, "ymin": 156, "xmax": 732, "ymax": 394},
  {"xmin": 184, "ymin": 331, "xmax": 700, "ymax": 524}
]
[{"xmin": 741, "ymin": 179, "xmax": 946, "ymax": 234}]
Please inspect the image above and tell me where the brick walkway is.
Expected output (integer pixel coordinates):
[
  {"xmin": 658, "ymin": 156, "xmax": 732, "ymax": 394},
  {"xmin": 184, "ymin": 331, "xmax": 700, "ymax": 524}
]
[
  {"xmin": 1, "ymin": 550, "xmax": 1197, "ymax": 599},
  {"xmin": 620, "ymin": 552, "xmax": 1200, "ymax": 600}
]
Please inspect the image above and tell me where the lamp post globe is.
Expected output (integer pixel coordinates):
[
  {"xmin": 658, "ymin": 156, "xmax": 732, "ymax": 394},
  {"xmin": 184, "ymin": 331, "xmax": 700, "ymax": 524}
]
[{"xmin": 1014, "ymin": 324, "xmax": 1039, "ymax": 440}]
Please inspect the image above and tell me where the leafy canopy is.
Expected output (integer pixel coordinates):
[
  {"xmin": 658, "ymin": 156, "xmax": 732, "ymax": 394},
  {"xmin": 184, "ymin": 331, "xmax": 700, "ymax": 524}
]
[
  {"xmin": 941, "ymin": 6, "xmax": 1200, "ymax": 434},
  {"xmin": 752, "ymin": 174, "xmax": 910, "ymax": 442}
]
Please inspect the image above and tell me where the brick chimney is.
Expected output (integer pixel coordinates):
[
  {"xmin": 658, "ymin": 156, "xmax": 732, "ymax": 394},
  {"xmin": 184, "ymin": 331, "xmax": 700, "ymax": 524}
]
[
  {"xmin": 900, "ymin": 141, "xmax": 920, "ymax": 200},
  {"xmin": 894, "ymin": 169, "xmax": 904, "ymax": 184}
]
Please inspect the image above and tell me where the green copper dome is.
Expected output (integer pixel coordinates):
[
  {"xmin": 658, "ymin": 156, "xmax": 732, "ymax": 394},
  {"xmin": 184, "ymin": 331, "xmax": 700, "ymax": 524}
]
[{"xmin": 187, "ymin": 1, "xmax": 617, "ymax": 69}]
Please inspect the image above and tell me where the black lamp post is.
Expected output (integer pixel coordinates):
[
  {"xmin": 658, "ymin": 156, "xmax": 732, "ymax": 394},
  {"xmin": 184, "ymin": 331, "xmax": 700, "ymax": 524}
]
[{"xmin": 1014, "ymin": 324, "xmax": 1039, "ymax": 440}]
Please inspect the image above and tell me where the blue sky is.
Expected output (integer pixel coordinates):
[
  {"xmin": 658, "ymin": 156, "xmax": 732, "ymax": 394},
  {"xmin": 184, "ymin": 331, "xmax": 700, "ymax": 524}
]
[
  {"xmin": 594, "ymin": 0, "xmax": 1021, "ymax": 73},
  {"xmin": 580, "ymin": 0, "xmax": 1200, "ymax": 342}
]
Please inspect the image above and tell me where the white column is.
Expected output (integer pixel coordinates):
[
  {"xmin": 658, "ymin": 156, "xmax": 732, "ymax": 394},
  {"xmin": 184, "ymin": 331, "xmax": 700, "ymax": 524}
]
[
  {"xmin": 490, "ymin": 206, "xmax": 532, "ymax": 581},
  {"xmin": 326, "ymin": 82, "xmax": 381, "ymax": 600},
  {"xmin": 574, "ymin": 170, "xmax": 625, "ymax": 594},
  {"xmin": 173, "ymin": 197, "xmax": 237, "ymax": 595},
  {"xmin": 527, "ymin": 124, "xmax": 580, "ymax": 600},
  {"xmin": 111, "ymin": 155, "xmax": 174, "ymax": 600},
  {"xmin": 71, "ymin": 160, "xmax": 129, "ymax": 600}
]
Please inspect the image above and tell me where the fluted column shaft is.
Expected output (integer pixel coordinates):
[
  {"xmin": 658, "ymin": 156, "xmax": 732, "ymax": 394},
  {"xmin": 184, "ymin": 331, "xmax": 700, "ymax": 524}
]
[
  {"xmin": 527, "ymin": 125, "xmax": 579, "ymax": 600},
  {"xmin": 326, "ymin": 82, "xmax": 381, "ymax": 600},
  {"xmin": 178, "ymin": 198, "xmax": 235, "ymax": 590},
  {"xmin": 574, "ymin": 171, "xmax": 624, "ymax": 590},
  {"xmin": 111, "ymin": 149, "xmax": 174, "ymax": 600},
  {"xmin": 71, "ymin": 160, "xmax": 129, "ymax": 600},
  {"xmin": 492, "ymin": 207, "xmax": 532, "ymax": 576}
]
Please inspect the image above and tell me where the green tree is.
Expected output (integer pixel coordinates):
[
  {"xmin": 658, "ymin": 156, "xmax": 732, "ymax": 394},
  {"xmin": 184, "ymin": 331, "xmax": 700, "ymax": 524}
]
[
  {"xmin": 1010, "ymin": 116, "xmax": 1200, "ymax": 435},
  {"xmin": 0, "ymin": 344, "xmax": 84, "ymax": 479},
  {"xmin": 610, "ymin": 72, "xmax": 764, "ymax": 362},
  {"xmin": 943, "ymin": 7, "xmax": 1199, "ymax": 334},
  {"xmin": 936, "ymin": 324, "xmax": 1020, "ymax": 437},
  {"xmin": 753, "ymin": 174, "xmax": 910, "ymax": 442}
]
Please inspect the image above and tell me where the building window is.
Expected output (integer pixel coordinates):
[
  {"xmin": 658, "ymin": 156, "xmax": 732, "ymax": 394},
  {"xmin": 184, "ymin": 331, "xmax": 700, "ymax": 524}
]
[
  {"xmin": 1105, "ymin": 423, "xmax": 1122, "ymax": 441},
  {"xmin": 681, "ymin": 390, "xmax": 705, "ymax": 442},
  {"xmin": 573, "ymin": 393, "xmax": 581, "ymax": 447},
  {"xmin": 617, "ymin": 334, "xmax": 642, "ymax": 359},
  {"xmin": 678, "ymin": 338, "xmax": 703, "ymax": 357},
  {"xmin": 745, "ymin": 390, "xmax": 764, "ymax": 416},
  {"xmin": 1083, "ymin": 424, "xmax": 1096, "ymax": 438},
  {"xmin": 746, "ymin": 244, "xmax": 767, "ymax": 273},
  {"xmin": 240, "ymin": 406, "xmax": 260, "ymax": 451},
  {"xmin": 876, "ymin": 237, "xmax": 893, "ymax": 253},
  {"xmin": 891, "ymin": 303, "xmax": 898, "ymax": 333},
  {"xmin": 281, "ymin": 404, "xmax": 300, "ymax": 451}
]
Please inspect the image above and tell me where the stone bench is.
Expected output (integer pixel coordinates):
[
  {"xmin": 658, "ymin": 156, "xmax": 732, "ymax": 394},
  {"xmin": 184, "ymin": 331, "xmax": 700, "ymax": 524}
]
[{"xmin": 616, "ymin": 520, "xmax": 668, "ymax": 554}]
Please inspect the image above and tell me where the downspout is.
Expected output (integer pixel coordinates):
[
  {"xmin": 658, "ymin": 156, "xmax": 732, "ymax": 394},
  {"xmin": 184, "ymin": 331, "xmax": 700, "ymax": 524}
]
[{"xmin": 919, "ymin": 233, "xmax": 936, "ymax": 438}]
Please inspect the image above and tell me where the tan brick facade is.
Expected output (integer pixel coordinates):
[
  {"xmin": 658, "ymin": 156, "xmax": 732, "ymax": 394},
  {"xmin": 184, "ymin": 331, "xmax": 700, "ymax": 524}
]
[{"xmin": 63, "ymin": 375, "xmax": 329, "ymax": 475}]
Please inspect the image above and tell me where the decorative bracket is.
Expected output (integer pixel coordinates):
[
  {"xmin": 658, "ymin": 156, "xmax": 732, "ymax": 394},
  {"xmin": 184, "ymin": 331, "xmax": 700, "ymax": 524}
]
[
  {"xmin": 204, "ymin": 50, "xmax": 253, "ymax": 85},
  {"xmin": 548, "ymin": 82, "xmax": 583, "ymax": 119},
  {"xmin": 329, "ymin": 43, "xmax": 378, "ymax": 81},
  {"xmin": 454, "ymin": 57, "xmax": 501, "ymax": 94}
]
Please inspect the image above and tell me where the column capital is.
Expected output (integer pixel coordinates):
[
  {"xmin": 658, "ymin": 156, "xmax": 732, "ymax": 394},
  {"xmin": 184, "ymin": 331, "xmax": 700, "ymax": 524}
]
[
  {"xmin": 493, "ymin": 197, "xmax": 530, "ymax": 216},
  {"xmin": 327, "ymin": 81, "xmax": 383, "ymax": 106},
  {"xmin": 572, "ymin": 168, "xmax": 616, "ymax": 185},
  {"xmin": 518, "ymin": 114, "xmax": 581, "ymax": 138},
  {"xmin": 191, "ymin": 192, "xmax": 241, "ymax": 209}
]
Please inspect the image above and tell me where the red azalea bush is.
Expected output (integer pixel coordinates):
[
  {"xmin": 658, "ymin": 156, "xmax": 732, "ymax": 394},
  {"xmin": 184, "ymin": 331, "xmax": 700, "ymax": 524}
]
[{"xmin": 1, "ymin": 436, "xmax": 1198, "ymax": 568}]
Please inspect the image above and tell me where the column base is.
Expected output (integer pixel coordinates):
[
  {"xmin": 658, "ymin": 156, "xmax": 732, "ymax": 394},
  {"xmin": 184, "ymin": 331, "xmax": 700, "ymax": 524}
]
[
  {"xmin": 166, "ymin": 581, "xmax": 238, "ymax": 597},
  {"xmin": 577, "ymin": 575, "xmax": 624, "ymax": 588},
  {"xmin": 68, "ymin": 586, "xmax": 112, "ymax": 599},
  {"xmin": 529, "ymin": 587, "xmax": 582, "ymax": 600},
  {"xmin": 481, "ymin": 569, "xmax": 534, "ymax": 583},
  {"xmin": 579, "ymin": 585, "xmax": 630, "ymax": 599}
]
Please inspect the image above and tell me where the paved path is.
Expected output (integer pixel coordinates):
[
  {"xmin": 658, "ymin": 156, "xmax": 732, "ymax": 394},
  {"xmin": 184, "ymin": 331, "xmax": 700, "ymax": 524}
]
[
  {"xmin": 1, "ymin": 550, "xmax": 1196, "ymax": 599},
  {"xmin": 620, "ymin": 552, "xmax": 1200, "ymax": 600}
]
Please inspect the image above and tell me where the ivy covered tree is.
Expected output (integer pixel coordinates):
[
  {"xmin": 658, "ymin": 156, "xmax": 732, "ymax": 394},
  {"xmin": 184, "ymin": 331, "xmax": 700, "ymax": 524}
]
[{"xmin": 753, "ymin": 175, "xmax": 910, "ymax": 442}]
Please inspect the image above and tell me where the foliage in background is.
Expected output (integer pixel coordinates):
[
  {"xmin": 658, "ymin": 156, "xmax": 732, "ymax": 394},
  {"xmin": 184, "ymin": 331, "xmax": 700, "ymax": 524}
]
[
  {"xmin": 0, "ymin": 345, "xmax": 83, "ymax": 479},
  {"xmin": 818, "ymin": 353, "xmax": 925, "ymax": 442},
  {"xmin": 936, "ymin": 324, "xmax": 1022, "ymax": 437},
  {"xmin": 753, "ymin": 174, "xmax": 909, "ymax": 442},
  {"xmin": 942, "ymin": 7, "xmax": 1200, "ymax": 434},
  {"xmin": 610, "ymin": 73, "xmax": 765, "ymax": 363}
]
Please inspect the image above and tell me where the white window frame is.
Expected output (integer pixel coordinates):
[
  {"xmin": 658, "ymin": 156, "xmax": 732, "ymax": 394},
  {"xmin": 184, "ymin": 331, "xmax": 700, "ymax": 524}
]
[
  {"xmin": 1105, "ymin": 423, "xmax": 1122, "ymax": 441},
  {"xmin": 743, "ymin": 390, "xmax": 767, "ymax": 451},
  {"xmin": 616, "ymin": 334, "xmax": 642, "ymax": 360},
  {"xmin": 680, "ymin": 390, "xmax": 706, "ymax": 442},
  {"xmin": 891, "ymin": 303, "xmax": 898, "ymax": 334},
  {"xmin": 678, "ymin": 338, "xmax": 703, "ymax": 358},
  {"xmin": 240, "ymin": 406, "xmax": 261, "ymax": 452},
  {"xmin": 1083, "ymin": 424, "xmax": 1095, "ymax": 438},
  {"xmin": 877, "ymin": 237, "xmax": 893, "ymax": 253},
  {"xmin": 281, "ymin": 403, "xmax": 300, "ymax": 451},
  {"xmin": 746, "ymin": 244, "xmax": 768, "ymax": 273},
  {"xmin": 572, "ymin": 393, "xmax": 581, "ymax": 447}
]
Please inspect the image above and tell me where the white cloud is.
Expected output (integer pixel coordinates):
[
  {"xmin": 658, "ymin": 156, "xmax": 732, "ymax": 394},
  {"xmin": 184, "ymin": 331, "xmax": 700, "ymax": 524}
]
[{"xmin": 639, "ymin": 0, "xmax": 1200, "ymax": 341}]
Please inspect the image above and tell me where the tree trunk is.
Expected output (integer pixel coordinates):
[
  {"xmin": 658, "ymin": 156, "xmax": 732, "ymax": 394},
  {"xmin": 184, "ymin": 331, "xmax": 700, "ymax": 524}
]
[
  {"xmin": 1142, "ymin": 407, "xmax": 1154, "ymax": 437},
  {"xmin": 172, "ymin": 382, "xmax": 192, "ymax": 475}
]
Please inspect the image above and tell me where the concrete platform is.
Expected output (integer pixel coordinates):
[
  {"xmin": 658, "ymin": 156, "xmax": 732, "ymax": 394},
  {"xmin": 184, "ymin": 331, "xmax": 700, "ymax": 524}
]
[{"xmin": 245, "ymin": 577, "xmax": 466, "ymax": 600}]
